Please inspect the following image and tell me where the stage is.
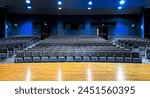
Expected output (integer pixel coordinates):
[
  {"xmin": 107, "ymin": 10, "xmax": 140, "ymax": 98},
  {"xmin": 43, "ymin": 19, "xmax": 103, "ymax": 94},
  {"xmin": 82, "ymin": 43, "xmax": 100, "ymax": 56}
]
[{"xmin": 0, "ymin": 63, "xmax": 150, "ymax": 81}]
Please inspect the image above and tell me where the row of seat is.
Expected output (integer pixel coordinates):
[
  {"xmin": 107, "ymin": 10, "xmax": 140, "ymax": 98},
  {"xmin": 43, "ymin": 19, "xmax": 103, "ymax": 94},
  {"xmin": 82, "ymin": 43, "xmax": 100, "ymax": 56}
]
[
  {"xmin": 28, "ymin": 46, "xmax": 124, "ymax": 51},
  {"xmin": 112, "ymin": 38, "xmax": 150, "ymax": 58},
  {"xmin": 0, "ymin": 37, "xmax": 39, "ymax": 60},
  {"xmin": 37, "ymin": 36, "xmax": 111, "ymax": 46},
  {"xmin": 146, "ymin": 49, "xmax": 150, "ymax": 59},
  {"xmin": 15, "ymin": 51, "xmax": 142, "ymax": 63}
]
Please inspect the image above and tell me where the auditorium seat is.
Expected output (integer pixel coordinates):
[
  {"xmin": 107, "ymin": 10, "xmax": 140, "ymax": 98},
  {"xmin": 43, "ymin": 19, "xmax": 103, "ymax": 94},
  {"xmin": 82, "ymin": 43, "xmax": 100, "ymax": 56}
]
[
  {"xmin": 98, "ymin": 51, "xmax": 107, "ymax": 62},
  {"xmin": 82, "ymin": 51, "xmax": 90, "ymax": 62},
  {"xmin": 50, "ymin": 52, "xmax": 58, "ymax": 62},
  {"xmin": 33, "ymin": 51, "xmax": 41, "ymax": 62},
  {"xmin": 106, "ymin": 51, "xmax": 115, "ymax": 62},
  {"xmin": 7, "ymin": 46, "xmax": 14, "ymax": 57},
  {"xmin": 115, "ymin": 51, "xmax": 123, "ymax": 63},
  {"xmin": 58, "ymin": 51, "xmax": 66, "ymax": 62},
  {"xmin": 66, "ymin": 51, "xmax": 74, "ymax": 62},
  {"xmin": 41, "ymin": 51, "xmax": 50, "ymax": 62},
  {"xmin": 123, "ymin": 51, "xmax": 132, "ymax": 63},
  {"xmin": 74, "ymin": 51, "xmax": 82, "ymax": 62},
  {"xmin": 24, "ymin": 51, "xmax": 33, "ymax": 63},
  {"xmin": 132, "ymin": 52, "xmax": 142, "ymax": 63},
  {"xmin": 0, "ymin": 48, "xmax": 7, "ymax": 60},
  {"xmin": 15, "ymin": 52, "xmax": 24, "ymax": 63},
  {"xmin": 90, "ymin": 51, "xmax": 99, "ymax": 62},
  {"xmin": 146, "ymin": 49, "xmax": 150, "ymax": 59}
]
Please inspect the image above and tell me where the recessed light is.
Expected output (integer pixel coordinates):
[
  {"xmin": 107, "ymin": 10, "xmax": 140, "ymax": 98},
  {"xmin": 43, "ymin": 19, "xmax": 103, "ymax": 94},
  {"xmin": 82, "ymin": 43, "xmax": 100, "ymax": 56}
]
[
  {"xmin": 44, "ymin": 23, "xmax": 47, "ymax": 26},
  {"xmin": 58, "ymin": 7, "xmax": 62, "ymax": 10},
  {"xmin": 118, "ymin": 6, "xmax": 122, "ymax": 10},
  {"xmin": 26, "ymin": 0, "xmax": 31, "ymax": 4},
  {"xmin": 88, "ymin": 7, "xmax": 91, "ymax": 10},
  {"xmin": 58, "ymin": 1, "xmax": 62, "ymax": 5},
  {"xmin": 120, "ymin": 0, "xmax": 125, "ymax": 5},
  {"xmin": 27, "ymin": 6, "xmax": 32, "ymax": 9},
  {"xmin": 88, "ymin": 1, "xmax": 93, "ymax": 5}
]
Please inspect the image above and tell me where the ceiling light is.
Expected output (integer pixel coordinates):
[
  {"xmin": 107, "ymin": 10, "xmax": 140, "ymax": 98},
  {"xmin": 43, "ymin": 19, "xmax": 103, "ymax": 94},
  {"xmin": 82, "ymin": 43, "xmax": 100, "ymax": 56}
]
[
  {"xmin": 27, "ymin": 6, "xmax": 32, "ymax": 9},
  {"xmin": 44, "ymin": 23, "xmax": 47, "ymax": 26},
  {"xmin": 120, "ymin": 0, "xmax": 125, "ymax": 5},
  {"xmin": 58, "ymin": 1, "xmax": 62, "ymax": 5},
  {"xmin": 26, "ymin": 0, "xmax": 31, "ymax": 4},
  {"xmin": 88, "ymin": 7, "xmax": 91, "ymax": 10},
  {"xmin": 118, "ymin": 6, "xmax": 122, "ymax": 10},
  {"xmin": 88, "ymin": 1, "xmax": 93, "ymax": 5},
  {"xmin": 58, "ymin": 7, "xmax": 62, "ymax": 10}
]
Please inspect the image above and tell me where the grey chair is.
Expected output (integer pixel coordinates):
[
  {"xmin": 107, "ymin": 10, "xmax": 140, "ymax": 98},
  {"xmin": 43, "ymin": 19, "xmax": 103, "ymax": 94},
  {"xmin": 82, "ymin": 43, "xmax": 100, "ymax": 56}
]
[
  {"xmin": 15, "ymin": 52, "xmax": 24, "ymax": 63},
  {"xmin": 90, "ymin": 51, "xmax": 98, "ymax": 62},
  {"xmin": 115, "ymin": 51, "xmax": 123, "ymax": 63},
  {"xmin": 24, "ymin": 51, "xmax": 33, "ymax": 63},
  {"xmin": 74, "ymin": 51, "xmax": 82, "ymax": 62},
  {"xmin": 33, "ymin": 51, "xmax": 41, "ymax": 62},
  {"xmin": 0, "ymin": 48, "xmax": 7, "ymax": 60},
  {"xmin": 106, "ymin": 51, "xmax": 115, "ymax": 62},
  {"xmin": 66, "ymin": 51, "xmax": 74, "ymax": 62},
  {"xmin": 123, "ymin": 51, "xmax": 132, "ymax": 63},
  {"xmin": 132, "ymin": 52, "xmax": 142, "ymax": 63},
  {"xmin": 50, "ymin": 51, "xmax": 58, "ymax": 62},
  {"xmin": 98, "ymin": 51, "xmax": 107, "ymax": 62},
  {"xmin": 82, "ymin": 51, "xmax": 90, "ymax": 62},
  {"xmin": 41, "ymin": 51, "xmax": 50, "ymax": 62},
  {"xmin": 58, "ymin": 52, "xmax": 66, "ymax": 62}
]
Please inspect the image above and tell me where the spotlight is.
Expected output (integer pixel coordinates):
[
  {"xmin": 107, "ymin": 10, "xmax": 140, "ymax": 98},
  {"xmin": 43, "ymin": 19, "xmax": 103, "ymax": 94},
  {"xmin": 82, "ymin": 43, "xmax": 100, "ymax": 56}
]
[
  {"xmin": 58, "ymin": 7, "xmax": 62, "ymax": 10},
  {"xmin": 58, "ymin": 1, "xmax": 62, "ymax": 5},
  {"xmin": 120, "ymin": 0, "xmax": 125, "ymax": 5},
  {"xmin": 88, "ymin": 7, "xmax": 91, "ymax": 10},
  {"xmin": 26, "ymin": 0, "xmax": 31, "ymax": 4},
  {"xmin": 27, "ymin": 6, "xmax": 32, "ymax": 9},
  {"xmin": 44, "ymin": 23, "xmax": 47, "ymax": 26},
  {"xmin": 118, "ymin": 6, "xmax": 122, "ymax": 10},
  {"xmin": 88, "ymin": 1, "xmax": 93, "ymax": 5}
]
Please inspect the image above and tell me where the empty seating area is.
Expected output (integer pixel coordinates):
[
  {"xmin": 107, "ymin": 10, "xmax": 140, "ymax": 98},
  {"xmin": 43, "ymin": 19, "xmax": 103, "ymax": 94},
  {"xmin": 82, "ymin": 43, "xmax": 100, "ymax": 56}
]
[
  {"xmin": 0, "ymin": 37, "xmax": 39, "ymax": 61},
  {"xmin": 15, "ymin": 36, "xmax": 142, "ymax": 63},
  {"xmin": 113, "ymin": 38, "xmax": 150, "ymax": 59}
]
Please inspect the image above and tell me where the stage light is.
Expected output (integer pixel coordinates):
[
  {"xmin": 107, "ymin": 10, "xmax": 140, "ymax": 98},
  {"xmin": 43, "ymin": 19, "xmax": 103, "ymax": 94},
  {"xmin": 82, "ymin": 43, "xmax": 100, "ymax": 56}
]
[
  {"xmin": 118, "ymin": 6, "xmax": 122, "ymax": 10},
  {"xmin": 120, "ymin": 0, "xmax": 125, "ymax": 5},
  {"xmin": 88, "ymin": 7, "xmax": 91, "ymax": 10},
  {"xmin": 26, "ymin": 0, "xmax": 31, "ymax": 4},
  {"xmin": 88, "ymin": 1, "xmax": 93, "ymax": 5},
  {"xmin": 27, "ymin": 6, "xmax": 32, "ymax": 9},
  {"xmin": 58, "ymin": 1, "xmax": 62, "ymax": 5},
  {"xmin": 58, "ymin": 7, "xmax": 62, "ymax": 10}
]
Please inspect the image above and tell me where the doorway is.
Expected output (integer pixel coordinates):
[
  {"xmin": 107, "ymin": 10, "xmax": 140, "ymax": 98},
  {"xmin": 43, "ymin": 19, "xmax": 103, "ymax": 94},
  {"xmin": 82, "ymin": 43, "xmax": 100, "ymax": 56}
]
[
  {"xmin": 97, "ymin": 26, "xmax": 108, "ymax": 40},
  {"xmin": 41, "ymin": 23, "xmax": 51, "ymax": 40}
]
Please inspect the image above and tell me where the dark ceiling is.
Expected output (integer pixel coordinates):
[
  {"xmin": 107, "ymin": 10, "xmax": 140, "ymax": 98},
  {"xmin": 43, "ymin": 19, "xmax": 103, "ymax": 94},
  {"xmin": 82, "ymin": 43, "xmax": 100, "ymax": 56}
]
[{"xmin": 0, "ymin": 0, "xmax": 150, "ymax": 15}]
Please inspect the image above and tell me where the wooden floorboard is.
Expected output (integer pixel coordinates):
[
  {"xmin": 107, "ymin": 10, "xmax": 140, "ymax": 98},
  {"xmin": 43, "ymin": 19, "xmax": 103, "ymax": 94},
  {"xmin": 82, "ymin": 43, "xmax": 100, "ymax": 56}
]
[{"xmin": 0, "ymin": 63, "xmax": 150, "ymax": 81}]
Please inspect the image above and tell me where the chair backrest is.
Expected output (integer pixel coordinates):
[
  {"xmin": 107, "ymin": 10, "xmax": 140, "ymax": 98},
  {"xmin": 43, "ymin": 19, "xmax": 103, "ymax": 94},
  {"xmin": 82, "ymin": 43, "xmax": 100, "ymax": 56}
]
[
  {"xmin": 82, "ymin": 52, "xmax": 89, "ymax": 56},
  {"xmin": 132, "ymin": 52, "xmax": 139, "ymax": 57},
  {"xmin": 74, "ymin": 52, "xmax": 82, "ymax": 56},
  {"xmin": 98, "ymin": 51, "xmax": 106, "ymax": 57},
  {"xmin": 42, "ymin": 51, "xmax": 49, "ymax": 57},
  {"xmin": 106, "ymin": 51, "xmax": 114, "ymax": 57},
  {"xmin": 33, "ymin": 51, "xmax": 41, "ymax": 57},
  {"xmin": 123, "ymin": 51, "xmax": 131, "ymax": 57},
  {"xmin": 59, "ymin": 52, "xmax": 66, "ymax": 56},
  {"xmin": 25, "ymin": 51, "xmax": 32, "ymax": 57},
  {"xmin": 90, "ymin": 52, "xmax": 98, "ymax": 56},
  {"xmin": 51, "ymin": 52, "xmax": 58, "ymax": 57},
  {"xmin": 16, "ymin": 52, "xmax": 24, "ymax": 57},
  {"xmin": 115, "ymin": 51, "xmax": 122, "ymax": 57},
  {"xmin": 66, "ymin": 52, "xmax": 74, "ymax": 56}
]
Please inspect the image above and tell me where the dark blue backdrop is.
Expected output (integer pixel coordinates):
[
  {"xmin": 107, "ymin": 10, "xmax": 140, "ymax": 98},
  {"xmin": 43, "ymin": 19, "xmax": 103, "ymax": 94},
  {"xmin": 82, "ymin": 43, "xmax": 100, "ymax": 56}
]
[{"xmin": 5, "ymin": 14, "xmax": 143, "ymax": 38}]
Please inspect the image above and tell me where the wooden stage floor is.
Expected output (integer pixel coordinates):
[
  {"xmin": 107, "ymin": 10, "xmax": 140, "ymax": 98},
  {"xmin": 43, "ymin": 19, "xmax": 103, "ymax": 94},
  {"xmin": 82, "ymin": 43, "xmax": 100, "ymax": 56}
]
[{"xmin": 0, "ymin": 63, "xmax": 150, "ymax": 81}]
